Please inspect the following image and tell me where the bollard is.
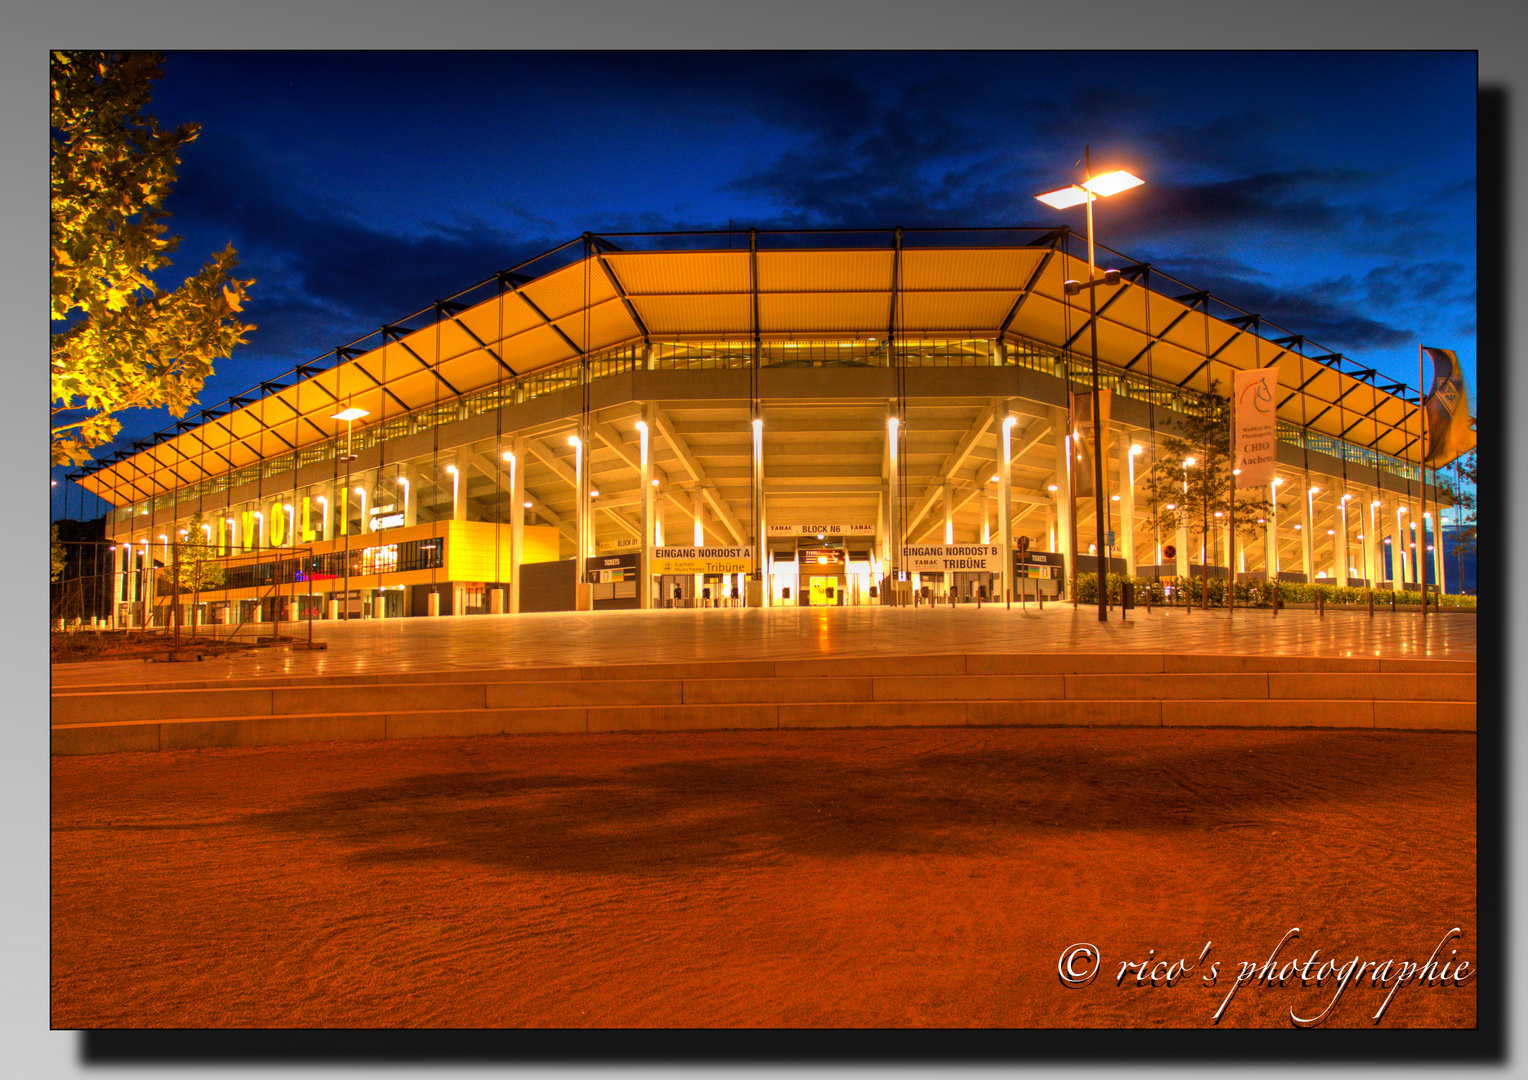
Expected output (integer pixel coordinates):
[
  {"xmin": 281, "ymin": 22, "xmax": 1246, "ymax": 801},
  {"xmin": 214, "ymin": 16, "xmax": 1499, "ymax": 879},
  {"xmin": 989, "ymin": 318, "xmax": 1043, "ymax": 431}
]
[
  {"xmin": 1369, "ymin": 590, "xmax": 1374, "ymax": 618},
  {"xmin": 1317, "ymin": 591, "xmax": 1324, "ymax": 618}
]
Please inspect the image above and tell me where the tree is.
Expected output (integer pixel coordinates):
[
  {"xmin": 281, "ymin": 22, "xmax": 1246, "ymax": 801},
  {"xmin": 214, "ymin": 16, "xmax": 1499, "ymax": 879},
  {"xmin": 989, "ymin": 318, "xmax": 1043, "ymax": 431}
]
[
  {"xmin": 1449, "ymin": 448, "xmax": 1477, "ymax": 555},
  {"xmin": 51, "ymin": 524, "xmax": 67, "ymax": 582},
  {"xmin": 1142, "ymin": 387, "xmax": 1273, "ymax": 587},
  {"xmin": 158, "ymin": 512, "xmax": 225, "ymax": 634},
  {"xmin": 51, "ymin": 51, "xmax": 255, "ymax": 466}
]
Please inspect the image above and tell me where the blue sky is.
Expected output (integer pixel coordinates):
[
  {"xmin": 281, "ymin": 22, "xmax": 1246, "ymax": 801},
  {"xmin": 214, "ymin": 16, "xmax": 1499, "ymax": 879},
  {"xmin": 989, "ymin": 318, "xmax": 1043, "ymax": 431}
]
[{"xmin": 52, "ymin": 49, "xmax": 1477, "ymax": 516}]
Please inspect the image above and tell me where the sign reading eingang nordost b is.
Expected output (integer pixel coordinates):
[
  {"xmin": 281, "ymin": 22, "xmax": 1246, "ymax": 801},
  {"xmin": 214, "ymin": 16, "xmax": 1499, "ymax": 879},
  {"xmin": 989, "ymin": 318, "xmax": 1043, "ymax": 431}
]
[
  {"xmin": 901, "ymin": 544, "xmax": 1003, "ymax": 573},
  {"xmin": 650, "ymin": 546, "xmax": 755, "ymax": 575}
]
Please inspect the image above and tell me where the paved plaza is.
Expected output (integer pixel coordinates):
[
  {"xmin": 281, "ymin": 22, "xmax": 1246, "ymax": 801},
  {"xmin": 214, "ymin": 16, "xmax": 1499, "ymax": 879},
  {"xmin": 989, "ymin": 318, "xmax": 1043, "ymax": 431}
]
[{"xmin": 51, "ymin": 605, "xmax": 1476, "ymax": 690}]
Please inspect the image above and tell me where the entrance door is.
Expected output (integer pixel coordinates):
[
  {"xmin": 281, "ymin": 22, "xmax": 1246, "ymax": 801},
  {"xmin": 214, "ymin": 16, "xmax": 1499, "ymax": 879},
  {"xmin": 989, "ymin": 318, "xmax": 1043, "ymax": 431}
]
[{"xmin": 808, "ymin": 576, "xmax": 839, "ymax": 606}]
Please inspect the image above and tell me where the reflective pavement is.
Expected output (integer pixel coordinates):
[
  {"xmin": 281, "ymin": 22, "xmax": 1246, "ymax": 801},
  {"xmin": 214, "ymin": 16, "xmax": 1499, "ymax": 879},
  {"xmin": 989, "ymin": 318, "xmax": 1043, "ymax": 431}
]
[{"xmin": 51, "ymin": 603, "xmax": 1476, "ymax": 690}]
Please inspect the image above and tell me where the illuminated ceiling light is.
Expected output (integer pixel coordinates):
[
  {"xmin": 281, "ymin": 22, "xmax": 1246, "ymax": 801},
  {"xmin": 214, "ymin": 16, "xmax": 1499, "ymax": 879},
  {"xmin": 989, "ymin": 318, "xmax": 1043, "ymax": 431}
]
[
  {"xmin": 1257, "ymin": 518, "xmax": 1265, "ymax": 524},
  {"xmin": 1130, "ymin": 445, "xmax": 1143, "ymax": 456},
  {"xmin": 568, "ymin": 435, "xmax": 581, "ymax": 447},
  {"xmin": 355, "ymin": 488, "xmax": 365, "ymax": 497},
  {"xmin": 1111, "ymin": 495, "xmax": 1121, "ymax": 501},
  {"xmin": 1399, "ymin": 507, "xmax": 1408, "ymax": 514},
  {"xmin": 502, "ymin": 451, "xmax": 513, "ymax": 461},
  {"xmin": 330, "ymin": 407, "xmax": 369, "ymax": 422},
  {"xmin": 317, "ymin": 496, "xmax": 327, "ymax": 504},
  {"xmin": 158, "ymin": 534, "xmax": 166, "ymax": 541},
  {"xmin": 1309, "ymin": 487, "xmax": 1320, "ymax": 494},
  {"xmin": 590, "ymin": 490, "xmax": 599, "ymax": 498},
  {"xmin": 635, "ymin": 420, "xmax": 647, "ymax": 432},
  {"xmin": 1048, "ymin": 485, "xmax": 1058, "ymax": 493},
  {"xmin": 446, "ymin": 465, "xmax": 457, "ymax": 474},
  {"xmin": 1184, "ymin": 457, "xmax": 1196, "ymax": 467},
  {"xmin": 1327, "ymin": 529, "xmax": 1336, "ymax": 535},
  {"xmin": 283, "ymin": 504, "xmax": 293, "ymax": 513},
  {"xmin": 1214, "ymin": 511, "xmax": 1224, "ymax": 518},
  {"xmin": 1004, "ymin": 416, "xmax": 1018, "ymax": 428},
  {"xmin": 817, "ymin": 533, "xmax": 825, "ymax": 540},
  {"xmin": 990, "ymin": 475, "xmax": 1001, "ymax": 483},
  {"xmin": 651, "ymin": 478, "xmax": 660, "ymax": 486},
  {"xmin": 1232, "ymin": 469, "xmax": 1241, "ymax": 476},
  {"xmin": 1357, "ymin": 534, "xmax": 1365, "ymax": 540},
  {"xmin": 1165, "ymin": 503, "xmax": 1176, "ymax": 510},
  {"xmin": 1341, "ymin": 493, "xmax": 1352, "ymax": 501},
  {"xmin": 1273, "ymin": 478, "xmax": 1284, "ymax": 486},
  {"xmin": 1294, "ymin": 524, "xmax": 1302, "ymax": 530}
]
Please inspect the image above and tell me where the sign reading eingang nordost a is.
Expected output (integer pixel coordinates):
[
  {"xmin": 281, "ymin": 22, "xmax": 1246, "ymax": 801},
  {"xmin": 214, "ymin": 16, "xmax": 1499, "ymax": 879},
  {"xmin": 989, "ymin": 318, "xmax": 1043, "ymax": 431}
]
[
  {"xmin": 651, "ymin": 546, "xmax": 755, "ymax": 575},
  {"xmin": 901, "ymin": 544, "xmax": 1003, "ymax": 573}
]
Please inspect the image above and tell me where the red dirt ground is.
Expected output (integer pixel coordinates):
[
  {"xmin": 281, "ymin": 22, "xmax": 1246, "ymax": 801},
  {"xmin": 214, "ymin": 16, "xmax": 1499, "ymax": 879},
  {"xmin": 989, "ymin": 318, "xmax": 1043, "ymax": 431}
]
[{"xmin": 51, "ymin": 727, "xmax": 1476, "ymax": 1028}]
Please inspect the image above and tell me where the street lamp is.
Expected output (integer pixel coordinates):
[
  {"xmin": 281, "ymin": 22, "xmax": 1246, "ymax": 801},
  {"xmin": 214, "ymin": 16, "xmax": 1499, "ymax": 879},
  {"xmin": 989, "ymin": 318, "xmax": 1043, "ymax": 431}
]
[
  {"xmin": 331, "ymin": 405, "xmax": 369, "ymax": 620},
  {"xmin": 1037, "ymin": 153, "xmax": 1144, "ymax": 623}
]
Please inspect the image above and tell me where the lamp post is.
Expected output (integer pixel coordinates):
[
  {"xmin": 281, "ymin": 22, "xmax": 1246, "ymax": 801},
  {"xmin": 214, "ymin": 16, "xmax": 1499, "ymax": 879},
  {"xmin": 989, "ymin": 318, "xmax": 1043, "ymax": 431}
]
[
  {"xmin": 331, "ymin": 405, "xmax": 369, "ymax": 621},
  {"xmin": 1037, "ymin": 150, "xmax": 1144, "ymax": 621}
]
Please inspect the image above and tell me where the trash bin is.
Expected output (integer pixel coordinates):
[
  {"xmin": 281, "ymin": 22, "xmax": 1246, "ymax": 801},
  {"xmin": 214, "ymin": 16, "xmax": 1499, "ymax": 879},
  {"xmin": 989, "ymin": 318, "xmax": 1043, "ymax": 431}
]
[{"xmin": 1121, "ymin": 581, "xmax": 1135, "ymax": 610}]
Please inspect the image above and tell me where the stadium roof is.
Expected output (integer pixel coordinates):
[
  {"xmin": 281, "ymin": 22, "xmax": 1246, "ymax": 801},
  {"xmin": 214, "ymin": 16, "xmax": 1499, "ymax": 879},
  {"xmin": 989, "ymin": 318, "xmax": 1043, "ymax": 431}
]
[{"xmin": 74, "ymin": 227, "xmax": 1431, "ymax": 506}]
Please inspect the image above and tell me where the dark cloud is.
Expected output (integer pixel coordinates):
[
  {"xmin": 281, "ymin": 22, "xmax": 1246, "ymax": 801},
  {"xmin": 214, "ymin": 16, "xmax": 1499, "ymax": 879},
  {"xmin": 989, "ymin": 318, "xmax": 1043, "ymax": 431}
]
[
  {"xmin": 164, "ymin": 131, "xmax": 566, "ymax": 336},
  {"xmin": 1360, "ymin": 261, "xmax": 1475, "ymax": 310},
  {"xmin": 1175, "ymin": 274, "xmax": 1415, "ymax": 353}
]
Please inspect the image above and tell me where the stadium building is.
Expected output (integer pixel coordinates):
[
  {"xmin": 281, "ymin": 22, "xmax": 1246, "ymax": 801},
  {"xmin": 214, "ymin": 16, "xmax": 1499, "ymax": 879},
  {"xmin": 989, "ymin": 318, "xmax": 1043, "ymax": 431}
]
[{"xmin": 71, "ymin": 227, "xmax": 1460, "ymax": 627}]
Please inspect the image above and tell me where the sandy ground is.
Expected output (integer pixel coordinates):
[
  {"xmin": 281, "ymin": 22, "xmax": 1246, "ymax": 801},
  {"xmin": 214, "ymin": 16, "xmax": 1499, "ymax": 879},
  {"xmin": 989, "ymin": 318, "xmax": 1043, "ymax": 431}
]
[{"xmin": 52, "ymin": 727, "xmax": 1476, "ymax": 1028}]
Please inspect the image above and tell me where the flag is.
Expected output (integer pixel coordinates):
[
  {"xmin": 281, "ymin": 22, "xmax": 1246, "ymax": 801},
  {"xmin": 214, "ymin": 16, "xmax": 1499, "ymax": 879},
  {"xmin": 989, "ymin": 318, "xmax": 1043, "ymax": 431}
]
[
  {"xmin": 1069, "ymin": 388, "xmax": 1111, "ymax": 498},
  {"xmin": 1422, "ymin": 346, "xmax": 1475, "ymax": 468},
  {"xmin": 1232, "ymin": 365, "xmax": 1280, "ymax": 487}
]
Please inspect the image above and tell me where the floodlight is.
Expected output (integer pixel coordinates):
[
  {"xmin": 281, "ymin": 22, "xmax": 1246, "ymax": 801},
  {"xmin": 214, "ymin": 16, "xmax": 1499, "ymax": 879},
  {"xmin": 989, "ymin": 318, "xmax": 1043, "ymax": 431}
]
[
  {"xmin": 330, "ymin": 407, "xmax": 369, "ymax": 422},
  {"xmin": 1082, "ymin": 170, "xmax": 1145, "ymax": 197},
  {"xmin": 1035, "ymin": 185, "xmax": 1090, "ymax": 210}
]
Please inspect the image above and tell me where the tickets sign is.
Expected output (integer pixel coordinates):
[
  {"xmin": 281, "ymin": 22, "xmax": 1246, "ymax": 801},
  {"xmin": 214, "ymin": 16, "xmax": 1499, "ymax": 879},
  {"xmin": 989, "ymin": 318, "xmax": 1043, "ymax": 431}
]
[
  {"xmin": 651, "ymin": 546, "xmax": 755, "ymax": 575},
  {"xmin": 901, "ymin": 544, "xmax": 1004, "ymax": 573}
]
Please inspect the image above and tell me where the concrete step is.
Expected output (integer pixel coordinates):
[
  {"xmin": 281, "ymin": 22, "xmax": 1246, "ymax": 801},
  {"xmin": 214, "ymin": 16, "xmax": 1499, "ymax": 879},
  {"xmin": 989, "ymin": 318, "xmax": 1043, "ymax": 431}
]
[
  {"xmin": 50, "ymin": 695, "xmax": 1477, "ymax": 755},
  {"xmin": 51, "ymin": 663, "xmax": 1477, "ymax": 727},
  {"xmin": 50, "ymin": 651, "xmax": 1476, "ymax": 753}
]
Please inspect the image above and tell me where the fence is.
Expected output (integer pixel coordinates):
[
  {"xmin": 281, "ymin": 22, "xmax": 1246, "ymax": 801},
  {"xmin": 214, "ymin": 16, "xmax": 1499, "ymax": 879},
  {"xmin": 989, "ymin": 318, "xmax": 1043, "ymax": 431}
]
[{"xmin": 51, "ymin": 539, "xmax": 326, "ymax": 645}]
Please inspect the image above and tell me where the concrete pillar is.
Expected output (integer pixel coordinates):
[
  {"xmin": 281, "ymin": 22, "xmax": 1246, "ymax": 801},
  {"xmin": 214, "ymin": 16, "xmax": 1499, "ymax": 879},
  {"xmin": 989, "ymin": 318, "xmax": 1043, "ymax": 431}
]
[
  {"xmin": 1430, "ymin": 513, "xmax": 1445, "ymax": 594},
  {"xmin": 887, "ymin": 406, "xmax": 900, "ymax": 589},
  {"xmin": 1045, "ymin": 503, "xmax": 1055, "ymax": 553},
  {"xmin": 1369, "ymin": 494, "xmax": 1381, "ymax": 586},
  {"xmin": 319, "ymin": 488, "xmax": 333, "ymax": 542},
  {"xmin": 451, "ymin": 462, "xmax": 465, "ymax": 522},
  {"xmin": 1119, "ymin": 434, "xmax": 1137, "ymax": 575},
  {"xmin": 510, "ymin": 437, "xmax": 525, "ymax": 614},
  {"xmin": 982, "ymin": 492, "xmax": 991, "ymax": 545},
  {"xmin": 1051, "ymin": 406, "xmax": 1073, "ymax": 591},
  {"xmin": 1264, "ymin": 481, "xmax": 1278, "ymax": 581},
  {"xmin": 355, "ymin": 480, "xmax": 369, "ymax": 535},
  {"xmin": 1394, "ymin": 505, "xmax": 1409, "ymax": 585},
  {"xmin": 1335, "ymin": 494, "xmax": 1350, "ymax": 587},
  {"xmin": 1301, "ymin": 484, "xmax": 1315, "ymax": 582},
  {"xmin": 999, "ymin": 402, "xmax": 1014, "ymax": 603},
  {"xmin": 692, "ymin": 486, "xmax": 705, "ymax": 600},
  {"xmin": 943, "ymin": 482, "xmax": 954, "ymax": 545},
  {"xmin": 401, "ymin": 466, "xmax": 417, "ymax": 528},
  {"xmin": 751, "ymin": 409, "xmax": 767, "ymax": 607},
  {"xmin": 572, "ymin": 436, "xmax": 588, "ymax": 570},
  {"xmin": 640, "ymin": 409, "xmax": 655, "ymax": 610}
]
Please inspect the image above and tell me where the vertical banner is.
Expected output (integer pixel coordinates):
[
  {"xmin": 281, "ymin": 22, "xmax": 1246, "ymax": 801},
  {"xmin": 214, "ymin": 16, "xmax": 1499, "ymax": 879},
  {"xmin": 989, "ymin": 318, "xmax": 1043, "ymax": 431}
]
[
  {"xmin": 1421, "ymin": 346, "xmax": 1476, "ymax": 468},
  {"xmin": 1069, "ymin": 388, "xmax": 1112, "ymax": 499},
  {"xmin": 1232, "ymin": 365, "xmax": 1280, "ymax": 487}
]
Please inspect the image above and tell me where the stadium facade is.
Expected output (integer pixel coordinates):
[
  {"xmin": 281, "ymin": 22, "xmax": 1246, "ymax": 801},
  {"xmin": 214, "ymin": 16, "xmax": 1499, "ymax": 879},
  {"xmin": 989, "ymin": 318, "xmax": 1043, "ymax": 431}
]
[{"xmin": 71, "ymin": 227, "xmax": 1460, "ymax": 627}]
